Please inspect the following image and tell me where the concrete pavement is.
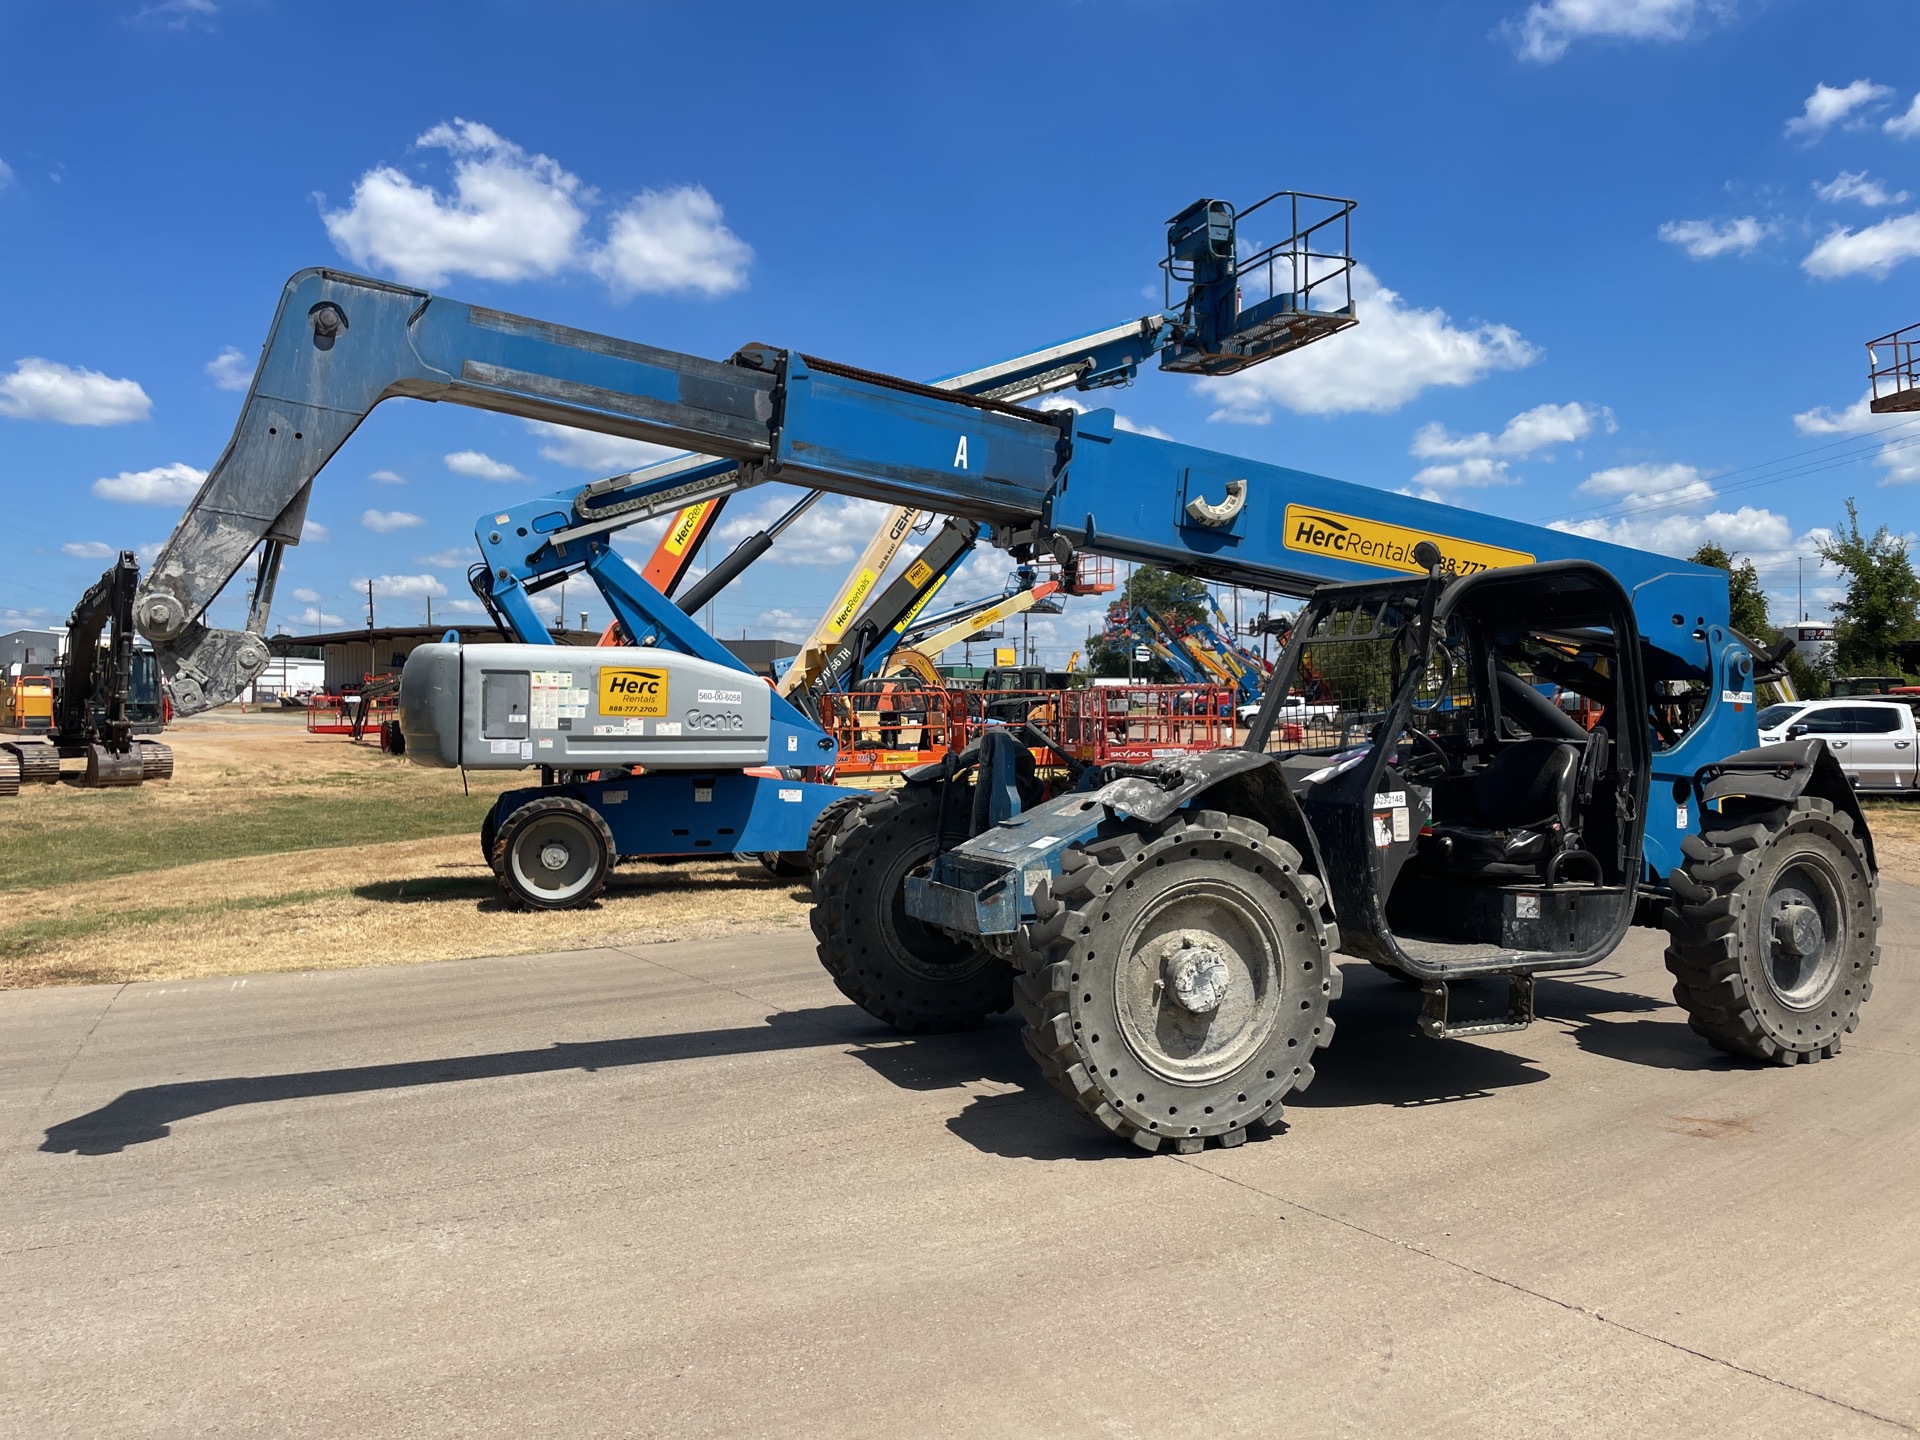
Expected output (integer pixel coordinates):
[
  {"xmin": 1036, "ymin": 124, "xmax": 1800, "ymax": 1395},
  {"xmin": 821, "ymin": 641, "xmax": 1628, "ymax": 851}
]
[{"xmin": 2, "ymin": 888, "xmax": 1916, "ymax": 1438}]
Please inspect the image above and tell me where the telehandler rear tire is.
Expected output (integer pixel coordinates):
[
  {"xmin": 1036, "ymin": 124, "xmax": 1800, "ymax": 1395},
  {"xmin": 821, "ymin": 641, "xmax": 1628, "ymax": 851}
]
[
  {"xmin": 810, "ymin": 784, "xmax": 1012, "ymax": 1032},
  {"xmin": 1664, "ymin": 796, "xmax": 1878, "ymax": 1065},
  {"xmin": 1016, "ymin": 810, "xmax": 1341, "ymax": 1153}
]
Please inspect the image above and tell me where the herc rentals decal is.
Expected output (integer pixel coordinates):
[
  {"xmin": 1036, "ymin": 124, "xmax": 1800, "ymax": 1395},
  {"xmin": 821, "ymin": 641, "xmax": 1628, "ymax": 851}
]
[
  {"xmin": 661, "ymin": 500, "xmax": 715, "ymax": 557},
  {"xmin": 598, "ymin": 667, "xmax": 670, "ymax": 718},
  {"xmin": 1282, "ymin": 504, "xmax": 1534, "ymax": 577}
]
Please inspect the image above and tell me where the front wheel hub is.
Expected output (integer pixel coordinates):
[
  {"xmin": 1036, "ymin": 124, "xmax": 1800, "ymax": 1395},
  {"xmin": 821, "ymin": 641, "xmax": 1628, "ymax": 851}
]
[
  {"xmin": 1771, "ymin": 901, "xmax": 1822, "ymax": 959},
  {"xmin": 1162, "ymin": 934, "xmax": 1232, "ymax": 1014},
  {"xmin": 539, "ymin": 841, "xmax": 572, "ymax": 872}
]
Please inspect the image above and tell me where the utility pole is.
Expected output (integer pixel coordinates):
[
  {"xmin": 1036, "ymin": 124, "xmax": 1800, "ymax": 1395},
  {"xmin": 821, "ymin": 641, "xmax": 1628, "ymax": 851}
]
[
  {"xmin": 425, "ymin": 596, "xmax": 431, "ymax": 627},
  {"xmin": 1799, "ymin": 557, "xmax": 1806, "ymax": 622}
]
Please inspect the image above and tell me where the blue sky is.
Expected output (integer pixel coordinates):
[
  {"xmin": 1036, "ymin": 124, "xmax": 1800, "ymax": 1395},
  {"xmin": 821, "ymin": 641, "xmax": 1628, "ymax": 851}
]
[{"xmin": 5, "ymin": 0, "xmax": 1920, "ymax": 664}]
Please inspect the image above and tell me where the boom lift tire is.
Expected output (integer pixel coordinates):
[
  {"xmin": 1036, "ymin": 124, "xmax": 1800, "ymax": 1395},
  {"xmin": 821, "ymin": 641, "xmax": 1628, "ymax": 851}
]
[
  {"xmin": 492, "ymin": 795, "xmax": 616, "ymax": 910},
  {"xmin": 1664, "ymin": 796, "xmax": 1878, "ymax": 1065},
  {"xmin": 810, "ymin": 785, "xmax": 1012, "ymax": 1032},
  {"xmin": 806, "ymin": 792, "xmax": 873, "ymax": 875},
  {"xmin": 1016, "ymin": 810, "xmax": 1341, "ymax": 1154}
]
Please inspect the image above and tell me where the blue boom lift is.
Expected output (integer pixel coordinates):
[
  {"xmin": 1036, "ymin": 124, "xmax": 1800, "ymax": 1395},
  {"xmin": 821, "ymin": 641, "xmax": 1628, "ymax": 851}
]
[{"xmin": 137, "ymin": 190, "xmax": 1880, "ymax": 1152}]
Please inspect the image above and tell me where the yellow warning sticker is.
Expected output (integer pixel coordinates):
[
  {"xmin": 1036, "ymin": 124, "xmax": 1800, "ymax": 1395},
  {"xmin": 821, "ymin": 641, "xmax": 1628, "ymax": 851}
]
[
  {"xmin": 661, "ymin": 501, "xmax": 713, "ymax": 557},
  {"xmin": 1282, "ymin": 504, "xmax": 1534, "ymax": 577},
  {"xmin": 904, "ymin": 558, "xmax": 934, "ymax": 589},
  {"xmin": 828, "ymin": 568, "xmax": 879, "ymax": 633},
  {"xmin": 599, "ymin": 667, "xmax": 670, "ymax": 717}
]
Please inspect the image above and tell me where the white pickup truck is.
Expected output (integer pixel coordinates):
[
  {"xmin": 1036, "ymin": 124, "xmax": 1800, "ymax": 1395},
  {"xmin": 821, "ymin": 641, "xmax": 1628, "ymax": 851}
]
[{"xmin": 1758, "ymin": 698, "xmax": 1920, "ymax": 794}]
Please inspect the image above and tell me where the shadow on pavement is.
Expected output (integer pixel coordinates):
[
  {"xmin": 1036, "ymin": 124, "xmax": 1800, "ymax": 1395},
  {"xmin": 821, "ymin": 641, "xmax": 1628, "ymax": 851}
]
[
  {"xmin": 41, "ymin": 963, "xmax": 1731, "ymax": 1161},
  {"xmin": 43, "ymin": 1005, "xmax": 874, "ymax": 1157}
]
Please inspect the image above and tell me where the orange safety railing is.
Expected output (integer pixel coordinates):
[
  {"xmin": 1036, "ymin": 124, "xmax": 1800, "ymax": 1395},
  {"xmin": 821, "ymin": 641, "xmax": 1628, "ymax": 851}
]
[
  {"xmin": 305, "ymin": 690, "xmax": 400, "ymax": 736},
  {"xmin": 818, "ymin": 686, "xmax": 968, "ymax": 776},
  {"xmin": 1052, "ymin": 685, "xmax": 1237, "ymax": 764}
]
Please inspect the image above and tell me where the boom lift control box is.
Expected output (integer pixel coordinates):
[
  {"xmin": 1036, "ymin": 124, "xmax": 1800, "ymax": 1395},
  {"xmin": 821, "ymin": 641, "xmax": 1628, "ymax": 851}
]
[{"xmin": 400, "ymin": 643, "xmax": 772, "ymax": 771}]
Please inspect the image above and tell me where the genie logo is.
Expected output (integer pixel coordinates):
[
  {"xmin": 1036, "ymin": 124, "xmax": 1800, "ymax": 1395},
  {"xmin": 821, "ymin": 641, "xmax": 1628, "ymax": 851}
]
[{"xmin": 686, "ymin": 709, "xmax": 745, "ymax": 731}]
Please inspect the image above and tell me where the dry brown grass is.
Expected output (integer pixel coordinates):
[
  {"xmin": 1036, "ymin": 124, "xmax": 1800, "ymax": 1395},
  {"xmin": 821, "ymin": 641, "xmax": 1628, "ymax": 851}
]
[
  {"xmin": 9, "ymin": 709, "xmax": 1919, "ymax": 991},
  {"xmin": 0, "ymin": 711, "xmax": 811, "ymax": 988}
]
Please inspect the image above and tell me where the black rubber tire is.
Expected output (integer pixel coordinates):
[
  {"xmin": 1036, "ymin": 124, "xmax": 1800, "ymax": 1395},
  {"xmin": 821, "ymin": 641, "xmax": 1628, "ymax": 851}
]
[
  {"xmin": 480, "ymin": 806, "xmax": 503, "ymax": 873},
  {"xmin": 759, "ymin": 851, "xmax": 810, "ymax": 878},
  {"xmin": 492, "ymin": 795, "xmax": 616, "ymax": 910},
  {"xmin": 1016, "ymin": 809, "xmax": 1342, "ymax": 1154},
  {"xmin": 810, "ymin": 784, "xmax": 1012, "ymax": 1032},
  {"xmin": 1664, "ymin": 796, "xmax": 1879, "ymax": 1065},
  {"xmin": 806, "ymin": 792, "xmax": 873, "ymax": 875}
]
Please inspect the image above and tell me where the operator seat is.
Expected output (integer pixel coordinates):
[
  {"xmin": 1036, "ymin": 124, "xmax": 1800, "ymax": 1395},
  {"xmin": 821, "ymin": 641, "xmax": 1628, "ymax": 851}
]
[{"xmin": 1426, "ymin": 737, "xmax": 1580, "ymax": 880}]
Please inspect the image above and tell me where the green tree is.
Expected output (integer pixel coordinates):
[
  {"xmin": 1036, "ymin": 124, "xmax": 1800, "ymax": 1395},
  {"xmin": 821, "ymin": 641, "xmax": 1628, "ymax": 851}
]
[
  {"xmin": 1086, "ymin": 565, "xmax": 1210, "ymax": 679},
  {"xmin": 1687, "ymin": 542, "xmax": 1770, "ymax": 637},
  {"xmin": 1816, "ymin": 499, "xmax": 1920, "ymax": 676}
]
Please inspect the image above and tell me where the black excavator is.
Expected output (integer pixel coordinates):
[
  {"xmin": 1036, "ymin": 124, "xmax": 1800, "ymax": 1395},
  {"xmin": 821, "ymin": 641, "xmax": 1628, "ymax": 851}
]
[{"xmin": 2, "ymin": 551, "xmax": 172, "ymax": 790}]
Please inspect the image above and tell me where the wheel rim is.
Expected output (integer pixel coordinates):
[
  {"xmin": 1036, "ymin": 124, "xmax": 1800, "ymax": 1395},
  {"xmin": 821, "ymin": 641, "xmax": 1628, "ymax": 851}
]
[
  {"xmin": 509, "ymin": 813, "xmax": 601, "ymax": 903},
  {"xmin": 1114, "ymin": 879, "xmax": 1285, "ymax": 1085},
  {"xmin": 1765, "ymin": 855, "xmax": 1843, "ymax": 1007},
  {"xmin": 879, "ymin": 836, "xmax": 977, "ymax": 981}
]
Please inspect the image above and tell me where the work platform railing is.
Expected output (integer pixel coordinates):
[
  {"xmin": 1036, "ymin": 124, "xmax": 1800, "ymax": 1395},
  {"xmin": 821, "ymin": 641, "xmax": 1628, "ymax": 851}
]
[{"xmin": 1868, "ymin": 321, "xmax": 1920, "ymax": 413}]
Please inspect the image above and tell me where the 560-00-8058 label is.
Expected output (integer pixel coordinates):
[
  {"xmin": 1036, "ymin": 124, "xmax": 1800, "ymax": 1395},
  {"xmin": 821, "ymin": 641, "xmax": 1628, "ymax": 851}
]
[{"xmin": 598, "ymin": 667, "xmax": 669, "ymax": 718}]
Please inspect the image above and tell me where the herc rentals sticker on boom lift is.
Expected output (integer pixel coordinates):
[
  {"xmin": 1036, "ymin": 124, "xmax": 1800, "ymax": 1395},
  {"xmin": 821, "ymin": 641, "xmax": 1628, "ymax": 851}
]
[{"xmin": 1282, "ymin": 503, "xmax": 1534, "ymax": 576}]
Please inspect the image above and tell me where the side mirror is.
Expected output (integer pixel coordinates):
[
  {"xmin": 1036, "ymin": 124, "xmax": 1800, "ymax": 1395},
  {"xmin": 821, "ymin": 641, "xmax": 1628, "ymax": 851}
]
[{"xmin": 1788, "ymin": 723, "xmax": 1810, "ymax": 739}]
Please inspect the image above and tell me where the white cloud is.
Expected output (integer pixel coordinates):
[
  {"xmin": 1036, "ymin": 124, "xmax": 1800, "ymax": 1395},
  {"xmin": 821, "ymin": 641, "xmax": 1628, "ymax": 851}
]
[
  {"xmin": 1504, "ymin": 0, "xmax": 1723, "ymax": 64},
  {"xmin": 291, "ymin": 587, "xmax": 323, "ymax": 603},
  {"xmin": 0, "ymin": 157, "xmax": 13, "ymax": 189},
  {"xmin": 368, "ymin": 468, "xmax": 406, "ymax": 485},
  {"xmin": 0, "ymin": 358, "xmax": 152, "ymax": 425},
  {"xmin": 1041, "ymin": 393, "xmax": 1174, "ymax": 440},
  {"xmin": 1553, "ymin": 505, "xmax": 1820, "ymax": 565},
  {"xmin": 441, "ymin": 598, "xmax": 489, "ymax": 616},
  {"xmin": 61, "ymin": 541, "xmax": 116, "ymax": 560},
  {"xmin": 1814, "ymin": 171, "xmax": 1910, "ymax": 207},
  {"xmin": 1793, "ymin": 393, "xmax": 1877, "ymax": 437},
  {"xmin": 1657, "ymin": 216, "xmax": 1768, "ymax": 259},
  {"xmin": 0, "ymin": 606, "xmax": 50, "ymax": 626},
  {"xmin": 1802, "ymin": 213, "xmax": 1920, "ymax": 279},
  {"xmin": 1402, "ymin": 457, "xmax": 1524, "ymax": 502},
  {"xmin": 131, "ymin": 0, "xmax": 216, "ymax": 29},
  {"xmin": 1198, "ymin": 266, "xmax": 1538, "ymax": 421},
  {"xmin": 322, "ymin": 120, "xmax": 589, "ymax": 287},
  {"xmin": 444, "ymin": 449, "xmax": 526, "ymax": 482},
  {"xmin": 205, "ymin": 346, "xmax": 253, "ymax": 391},
  {"xmin": 303, "ymin": 520, "xmax": 330, "ymax": 542},
  {"xmin": 293, "ymin": 607, "xmax": 346, "ymax": 630},
  {"xmin": 1793, "ymin": 391, "xmax": 1920, "ymax": 484},
  {"xmin": 1786, "ymin": 80, "xmax": 1892, "ymax": 140},
  {"xmin": 353, "ymin": 574, "xmax": 447, "ymax": 598},
  {"xmin": 362, "ymin": 508, "xmax": 424, "ymax": 533},
  {"xmin": 716, "ymin": 491, "xmax": 899, "ymax": 566},
  {"xmin": 320, "ymin": 118, "xmax": 752, "ymax": 299},
  {"xmin": 1888, "ymin": 94, "xmax": 1920, "ymax": 140},
  {"xmin": 752, "ymin": 608, "xmax": 816, "ymax": 644},
  {"xmin": 590, "ymin": 186, "xmax": 752, "ymax": 298},
  {"xmin": 525, "ymin": 420, "xmax": 680, "ymax": 473},
  {"xmin": 414, "ymin": 548, "xmax": 472, "ymax": 568},
  {"xmin": 92, "ymin": 461, "xmax": 204, "ymax": 505},
  {"xmin": 1577, "ymin": 461, "xmax": 1715, "ymax": 510},
  {"xmin": 1410, "ymin": 401, "xmax": 1612, "ymax": 460}
]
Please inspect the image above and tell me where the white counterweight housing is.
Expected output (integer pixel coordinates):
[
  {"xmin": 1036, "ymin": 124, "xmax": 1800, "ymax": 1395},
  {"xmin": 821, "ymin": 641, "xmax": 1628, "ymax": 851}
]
[{"xmin": 399, "ymin": 643, "xmax": 773, "ymax": 771}]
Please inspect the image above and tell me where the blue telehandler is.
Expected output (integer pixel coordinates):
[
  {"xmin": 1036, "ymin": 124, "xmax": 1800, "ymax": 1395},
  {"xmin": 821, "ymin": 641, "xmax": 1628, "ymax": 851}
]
[{"xmin": 135, "ymin": 190, "xmax": 1879, "ymax": 1151}]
